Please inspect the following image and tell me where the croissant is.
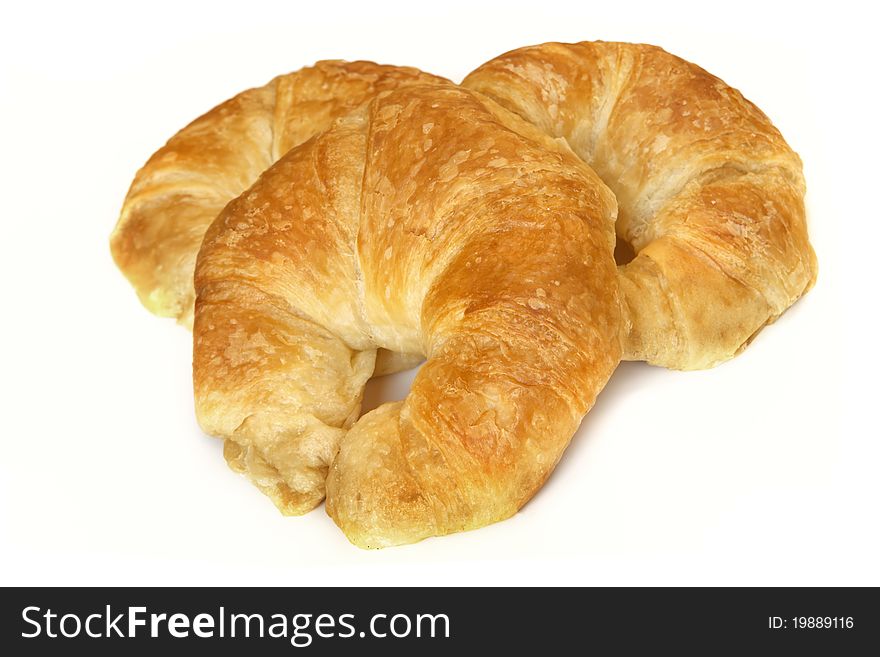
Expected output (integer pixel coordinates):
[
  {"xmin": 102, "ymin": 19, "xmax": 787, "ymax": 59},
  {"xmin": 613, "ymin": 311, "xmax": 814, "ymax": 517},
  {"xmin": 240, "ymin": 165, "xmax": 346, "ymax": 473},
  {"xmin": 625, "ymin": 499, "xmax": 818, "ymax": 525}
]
[
  {"xmin": 464, "ymin": 41, "xmax": 817, "ymax": 369},
  {"xmin": 193, "ymin": 83, "xmax": 621, "ymax": 546},
  {"xmin": 109, "ymin": 61, "xmax": 444, "ymax": 329}
]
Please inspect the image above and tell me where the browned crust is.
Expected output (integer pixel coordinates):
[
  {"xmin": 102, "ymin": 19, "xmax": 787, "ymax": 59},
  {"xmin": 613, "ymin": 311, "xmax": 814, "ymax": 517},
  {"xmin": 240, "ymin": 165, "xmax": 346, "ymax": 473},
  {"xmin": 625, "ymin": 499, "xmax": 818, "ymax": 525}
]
[
  {"xmin": 464, "ymin": 41, "xmax": 817, "ymax": 369},
  {"xmin": 193, "ymin": 85, "xmax": 621, "ymax": 546},
  {"xmin": 110, "ymin": 61, "xmax": 447, "ymax": 325}
]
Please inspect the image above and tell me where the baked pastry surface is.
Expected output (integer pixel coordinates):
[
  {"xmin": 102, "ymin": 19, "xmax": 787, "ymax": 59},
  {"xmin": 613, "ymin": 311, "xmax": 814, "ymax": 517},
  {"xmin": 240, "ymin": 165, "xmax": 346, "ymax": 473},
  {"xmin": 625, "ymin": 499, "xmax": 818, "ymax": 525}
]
[
  {"xmin": 110, "ymin": 61, "xmax": 445, "ymax": 328},
  {"xmin": 464, "ymin": 41, "xmax": 817, "ymax": 369},
  {"xmin": 193, "ymin": 84, "xmax": 622, "ymax": 546}
]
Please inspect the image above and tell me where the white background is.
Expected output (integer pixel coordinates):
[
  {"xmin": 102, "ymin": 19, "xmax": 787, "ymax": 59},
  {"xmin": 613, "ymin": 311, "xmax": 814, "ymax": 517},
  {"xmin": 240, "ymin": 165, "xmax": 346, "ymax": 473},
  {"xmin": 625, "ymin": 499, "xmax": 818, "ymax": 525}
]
[{"xmin": 1, "ymin": 0, "xmax": 876, "ymax": 586}]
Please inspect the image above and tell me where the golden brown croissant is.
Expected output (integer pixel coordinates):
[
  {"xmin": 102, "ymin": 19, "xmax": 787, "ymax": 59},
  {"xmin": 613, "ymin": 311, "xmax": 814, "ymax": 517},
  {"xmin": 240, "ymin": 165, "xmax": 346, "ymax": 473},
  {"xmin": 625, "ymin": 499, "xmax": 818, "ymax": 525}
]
[
  {"xmin": 464, "ymin": 41, "xmax": 817, "ymax": 370},
  {"xmin": 193, "ymin": 83, "xmax": 621, "ymax": 546},
  {"xmin": 110, "ymin": 60, "xmax": 445, "ymax": 327}
]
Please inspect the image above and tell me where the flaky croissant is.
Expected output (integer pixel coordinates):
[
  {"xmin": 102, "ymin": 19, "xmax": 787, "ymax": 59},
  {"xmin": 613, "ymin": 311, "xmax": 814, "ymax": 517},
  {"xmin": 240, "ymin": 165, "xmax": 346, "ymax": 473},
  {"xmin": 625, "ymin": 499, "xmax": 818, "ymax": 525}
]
[
  {"xmin": 110, "ymin": 60, "xmax": 445, "ymax": 327},
  {"xmin": 193, "ymin": 83, "xmax": 621, "ymax": 546},
  {"xmin": 464, "ymin": 41, "xmax": 817, "ymax": 370}
]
